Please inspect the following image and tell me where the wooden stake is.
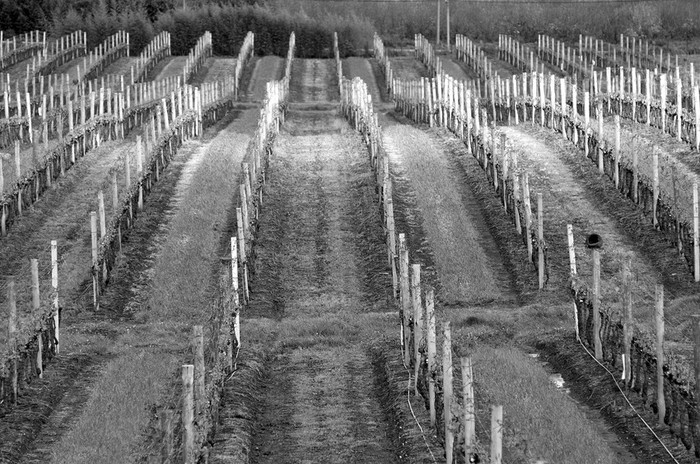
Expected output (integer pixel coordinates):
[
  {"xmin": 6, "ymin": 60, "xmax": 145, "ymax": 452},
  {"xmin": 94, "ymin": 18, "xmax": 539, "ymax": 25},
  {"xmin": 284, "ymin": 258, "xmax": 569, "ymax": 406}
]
[
  {"xmin": 693, "ymin": 315, "xmax": 700, "ymax": 447},
  {"xmin": 655, "ymin": 284, "xmax": 665, "ymax": 427},
  {"xmin": 490, "ymin": 405, "xmax": 503, "ymax": 464},
  {"xmin": 91, "ymin": 211, "xmax": 99, "ymax": 310},
  {"xmin": 31, "ymin": 258, "xmax": 42, "ymax": 378},
  {"xmin": 399, "ymin": 233, "xmax": 411, "ymax": 366},
  {"xmin": 537, "ymin": 192, "xmax": 545, "ymax": 289},
  {"xmin": 622, "ymin": 257, "xmax": 633, "ymax": 386},
  {"xmin": 182, "ymin": 364, "xmax": 195, "ymax": 464},
  {"xmin": 694, "ymin": 182, "xmax": 699, "ymax": 282},
  {"xmin": 51, "ymin": 239, "xmax": 59, "ymax": 354},
  {"xmin": 98, "ymin": 190, "xmax": 106, "ymax": 238},
  {"xmin": 653, "ymin": 147, "xmax": 659, "ymax": 227},
  {"xmin": 426, "ymin": 287, "xmax": 436, "ymax": 427},
  {"xmin": 443, "ymin": 322, "xmax": 454, "ymax": 463},
  {"xmin": 8, "ymin": 277, "xmax": 17, "ymax": 404},
  {"xmin": 522, "ymin": 173, "xmax": 532, "ymax": 262},
  {"xmin": 592, "ymin": 249, "xmax": 602, "ymax": 359},
  {"xmin": 614, "ymin": 115, "xmax": 620, "ymax": 189},
  {"xmin": 193, "ymin": 325, "xmax": 205, "ymax": 418},
  {"xmin": 567, "ymin": 224, "xmax": 576, "ymax": 275},
  {"xmin": 461, "ymin": 357, "xmax": 475, "ymax": 459},
  {"xmin": 411, "ymin": 264, "xmax": 422, "ymax": 395}
]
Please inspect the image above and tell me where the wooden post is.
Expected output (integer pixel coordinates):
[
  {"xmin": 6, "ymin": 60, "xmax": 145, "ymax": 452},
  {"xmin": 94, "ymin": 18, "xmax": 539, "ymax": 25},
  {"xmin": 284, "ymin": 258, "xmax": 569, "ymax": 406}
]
[
  {"xmin": 182, "ymin": 364, "xmax": 195, "ymax": 464},
  {"xmin": 193, "ymin": 325, "xmax": 205, "ymax": 418},
  {"xmin": 653, "ymin": 147, "xmax": 659, "ymax": 227},
  {"xmin": 614, "ymin": 256, "xmax": 630, "ymax": 387},
  {"xmin": 91, "ymin": 211, "xmax": 99, "ymax": 310},
  {"xmin": 522, "ymin": 173, "xmax": 532, "ymax": 262},
  {"xmin": 426, "ymin": 287, "xmax": 436, "ymax": 427},
  {"xmin": 694, "ymin": 182, "xmax": 699, "ymax": 282},
  {"xmin": 31, "ymin": 258, "xmax": 42, "ymax": 378},
  {"xmin": 411, "ymin": 264, "xmax": 422, "ymax": 395},
  {"xmin": 567, "ymin": 224, "xmax": 576, "ymax": 275},
  {"xmin": 490, "ymin": 405, "xmax": 503, "ymax": 464},
  {"xmin": 461, "ymin": 357, "xmax": 475, "ymax": 459},
  {"xmin": 537, "ymin": 192, "xmax": 545, "ymax": 289},
  {"xmin": 137, "ymin": 136, "xmax": 143, "ymax": 211},
  {"xmin": 632, "ymin": 137, "xmax": 639, "ymax": 203},
  {"xmin": 592, "ymin": 249, "xmax": 602, "ymax": 359},
  {"xmin": 655, "ymin": 284, "xmax": 665, "ymax": 427},
  {"xmin": 51, "ymin": 239, "xmax": 59, "ymax": 354},
  {"xmin": 98, "ymin": 190, "xmax": 106, "ymax": 238},
  {"xmin": 693, "ymin": 316, "xmax": 700, "ymax": 448},
  {"xmin": 399, "ymin": 233, "xmax": 411, "ymax": 366},
  {"xmin": 8, "ymin": 277, "xmax": 18, "ymax": 404},
  {"xmin": 437, "ymin": 322, "xmax": 453, "ymax": 464},
  {"xmin": 614, "ymin": 115, "xmax": 620, "ymax": 189}
]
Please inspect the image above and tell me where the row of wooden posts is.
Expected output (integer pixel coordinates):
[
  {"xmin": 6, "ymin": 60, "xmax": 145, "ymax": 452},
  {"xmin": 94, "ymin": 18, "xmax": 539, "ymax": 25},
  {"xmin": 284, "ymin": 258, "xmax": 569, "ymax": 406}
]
[
  {"xmin": 182, "ymin": 31, "xmax": 213, "ymax": 84},
  {"xmin": 569, "ymin": 228, "xmax": 700, "ymax": 455},
  {"xmin": 413, "ymin": 32, "xmax": 699, "ymax": 284},
  {"xmin": 0, "ymin": 32, "xmax": 255, "ymax": 414},
  {"xmin": 0, "ymin": 30, "xmax": 46, "ymax": 70},
  {"xmin": 403, "ymin": 33, "xmax": 700, "ymax": 455},
  {"xmin": 130, "ymin": 31, "xmax": 171, "ymax": 85},
  {"xmin": 90, "ymin": 83, "xmax": 209, "ymax": 310},
  {"xmin": 360, "ymin": 37, "xmax": 511, "ymax": 462},
  {"xmin": 478, "ymin": 67, "xmax": 700, "ymax": 282},
  {"xmin": 29, "ymin": 30, "xmax": 86, "ymax": 80},
  {"xmin": 457, "ymin": 33, "xmax": 700, "ymax": 151},
  {"xmin": 1, "ymin": 243, "xmax": 60, "ymax": 408},
  {"xmin": 78, "ymin": 31, "xmax": 130, "ymax": 84},
  {"xmin": 175, "ymin": 32, "xmax": 293, "ymax": 464}
]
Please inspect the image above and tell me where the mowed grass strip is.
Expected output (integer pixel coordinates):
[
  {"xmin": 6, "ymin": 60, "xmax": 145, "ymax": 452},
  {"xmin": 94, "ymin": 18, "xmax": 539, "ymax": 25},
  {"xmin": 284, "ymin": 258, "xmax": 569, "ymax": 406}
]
[
  {"xmin": 44, "ymin": 115, "xmax": 253, "ymax": 462},
  {"xmin": 439, "ymin": 306, "xmax": 633, "ymax": 463},
  {"xmin": 470, "ymin": 345, "xmax": 623, "ymax": 464}
]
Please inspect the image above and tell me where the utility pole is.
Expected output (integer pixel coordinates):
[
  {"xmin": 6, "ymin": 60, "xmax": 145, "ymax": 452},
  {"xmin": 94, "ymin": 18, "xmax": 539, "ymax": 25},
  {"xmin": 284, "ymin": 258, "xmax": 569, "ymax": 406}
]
[
  {"xmin": 446, "ymin": 0, "xmax": 451, "ymax": 52},
  {"xmin": 436, "ymin": 0, "xmax": 441, "ymax": 48}
]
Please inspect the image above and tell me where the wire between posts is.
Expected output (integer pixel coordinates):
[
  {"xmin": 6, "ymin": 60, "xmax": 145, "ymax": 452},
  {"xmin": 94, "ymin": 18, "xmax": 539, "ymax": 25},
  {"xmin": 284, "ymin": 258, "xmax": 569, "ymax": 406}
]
[
  {"xmin": 404, "ymin": 367, "xmax": 438, "ymax": 463},
  {"xmin": 577, "ymin": 338, "xmax": 680, "ymax": 464}
]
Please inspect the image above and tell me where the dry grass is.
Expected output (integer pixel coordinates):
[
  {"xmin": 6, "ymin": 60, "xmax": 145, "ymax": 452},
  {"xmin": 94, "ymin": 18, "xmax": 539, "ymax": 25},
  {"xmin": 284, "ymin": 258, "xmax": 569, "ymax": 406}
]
[
  {"xmin": 469, "ymin": 345, "xmax": 625, "ymax": 464},
  {"xmin": 48, "ymin": 327, "xmax": 183, "ymax": 464},
  {"xmin": 383, "ymin": 123, "xmax": 514, "ymax": 306}
]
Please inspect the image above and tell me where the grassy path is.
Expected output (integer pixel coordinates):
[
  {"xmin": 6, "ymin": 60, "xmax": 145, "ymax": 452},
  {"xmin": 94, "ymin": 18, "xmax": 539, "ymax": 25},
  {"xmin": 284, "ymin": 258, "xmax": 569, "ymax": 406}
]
[{"xmin": 382, "ymin": 117, "xmax": 516, "ymax": 306}]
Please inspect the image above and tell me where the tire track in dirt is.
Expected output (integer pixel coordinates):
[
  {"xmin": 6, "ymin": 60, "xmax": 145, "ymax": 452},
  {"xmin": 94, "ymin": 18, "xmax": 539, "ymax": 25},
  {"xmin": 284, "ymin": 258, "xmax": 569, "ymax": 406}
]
[{"xmin": 381, "ymin": 116, "xmax": 517, "ymax": 306}]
